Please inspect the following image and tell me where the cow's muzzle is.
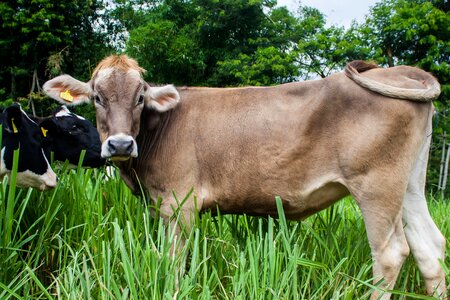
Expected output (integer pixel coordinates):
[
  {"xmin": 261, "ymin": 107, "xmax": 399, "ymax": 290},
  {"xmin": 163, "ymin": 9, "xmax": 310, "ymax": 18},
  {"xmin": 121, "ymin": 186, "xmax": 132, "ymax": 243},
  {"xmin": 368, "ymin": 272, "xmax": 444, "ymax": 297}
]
[{"xmin": 102, "ymin": 134, "xmax": 138, "ymax": 160}]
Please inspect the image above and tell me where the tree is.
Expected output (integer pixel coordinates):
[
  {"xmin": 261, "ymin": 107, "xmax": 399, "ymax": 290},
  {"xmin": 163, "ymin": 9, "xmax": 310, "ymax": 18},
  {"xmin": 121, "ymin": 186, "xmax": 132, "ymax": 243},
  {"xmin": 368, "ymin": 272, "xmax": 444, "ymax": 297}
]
[
  {"xmin": 290, "ymin": 7, "xmax": 371, "ymax": 79},
  {"xmin": 125, "ymin": 0, "xmax": 281, "ymax": 86},
  {"xmin": 217, "ymin": 46, "xmax": 298, "ymax": 86},
  {"xmin": 0, "ymin": 0, "xmax": 113, "ymax": 117},
  {"xmin": 127, "ymin": 19, "xmax": 206, "ymax": 85},
  {"xmin": 215, "ymin": 6, "xmax": 300, "ymax": 85},
  {"xmin": 123, "ymin": 0, "xmax": 374, "ymax": 85}
]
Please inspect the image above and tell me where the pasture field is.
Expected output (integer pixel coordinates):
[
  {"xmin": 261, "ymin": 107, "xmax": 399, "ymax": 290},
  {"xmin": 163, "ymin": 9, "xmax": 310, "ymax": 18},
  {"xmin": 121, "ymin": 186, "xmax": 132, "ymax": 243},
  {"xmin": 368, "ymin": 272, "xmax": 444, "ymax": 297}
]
[{"xmin": 0, "ymin": 163, "xmax": 448, "ymax": 299}]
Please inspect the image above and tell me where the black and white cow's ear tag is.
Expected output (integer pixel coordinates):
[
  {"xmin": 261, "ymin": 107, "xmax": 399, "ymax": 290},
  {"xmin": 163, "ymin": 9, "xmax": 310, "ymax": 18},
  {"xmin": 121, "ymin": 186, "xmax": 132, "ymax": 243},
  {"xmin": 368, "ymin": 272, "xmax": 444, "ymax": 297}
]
[
  {"xmin": 41, "ymin": 127, "xmax": 48, "ymax": 137},
  {"xmin": 11, "ymin": 118, "xmax": 18, "ymax": 134}
]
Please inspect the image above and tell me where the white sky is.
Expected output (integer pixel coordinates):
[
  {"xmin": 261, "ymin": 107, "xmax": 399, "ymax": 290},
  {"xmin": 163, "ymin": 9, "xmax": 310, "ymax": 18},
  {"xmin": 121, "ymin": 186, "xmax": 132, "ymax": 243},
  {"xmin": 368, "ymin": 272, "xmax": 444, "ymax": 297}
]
[{"xmin": 277, "ymin": 0, "xmax": 382, "ymax": 27}]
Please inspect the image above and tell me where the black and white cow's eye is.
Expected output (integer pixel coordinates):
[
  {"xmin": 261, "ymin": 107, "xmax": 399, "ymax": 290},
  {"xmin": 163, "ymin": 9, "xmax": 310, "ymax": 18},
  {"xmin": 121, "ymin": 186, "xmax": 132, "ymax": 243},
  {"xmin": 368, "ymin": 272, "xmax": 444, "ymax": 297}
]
[
  {"xmin": 69, "ymin": 124, "xmax": 84, "ymax": 134},
  {"xmin": 137, "ymin": 95, "xmax": 144, "ymax": 105}
]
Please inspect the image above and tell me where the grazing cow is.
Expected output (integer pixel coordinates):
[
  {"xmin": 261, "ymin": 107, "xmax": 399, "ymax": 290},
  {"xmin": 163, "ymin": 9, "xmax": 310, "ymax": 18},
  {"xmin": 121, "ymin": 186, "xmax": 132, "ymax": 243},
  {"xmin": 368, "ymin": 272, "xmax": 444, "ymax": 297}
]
[
  {"xmin": 0, "ymin": 104, "xmax": 57, "ymax": 190},
  {"xmin": 37, "ymin": 106, "xmax": 105, "ymax": 168},
  {"xmin": 43, "ymin": 56, "xmax": 446, "ymax": 299}
]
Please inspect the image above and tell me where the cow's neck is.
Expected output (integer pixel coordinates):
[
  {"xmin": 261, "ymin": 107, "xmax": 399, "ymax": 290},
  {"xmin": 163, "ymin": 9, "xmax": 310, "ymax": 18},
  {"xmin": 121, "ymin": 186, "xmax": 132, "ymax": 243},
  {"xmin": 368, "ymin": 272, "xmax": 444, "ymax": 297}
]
[
  {"xmin": 115, "ymin": 109, "xmax": 173, "ymax": 195},
  {"xmin": 115, "ymin": 159, "xmax": 140, "ymax": 194},
  {"xmin": 137, "ymin": 109, "xmax": 173, "ymax": 162}
]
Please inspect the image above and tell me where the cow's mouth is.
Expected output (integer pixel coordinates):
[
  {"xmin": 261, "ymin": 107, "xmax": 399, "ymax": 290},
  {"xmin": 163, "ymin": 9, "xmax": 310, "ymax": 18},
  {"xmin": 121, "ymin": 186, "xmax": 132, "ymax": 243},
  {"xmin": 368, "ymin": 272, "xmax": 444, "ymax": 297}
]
[{"xmin": 111, "ymin": 156, "xmax": 131, "ymax": 162}]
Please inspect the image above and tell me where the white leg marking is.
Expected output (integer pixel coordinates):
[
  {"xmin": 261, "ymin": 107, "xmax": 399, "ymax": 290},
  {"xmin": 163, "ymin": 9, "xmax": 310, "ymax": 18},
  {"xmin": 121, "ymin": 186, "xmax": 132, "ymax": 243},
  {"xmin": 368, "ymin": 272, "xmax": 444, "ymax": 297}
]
[
  {"xmin": 403, "ymin": 128, "xmax": 446, "ymax": 296},
  {"xmin": 0, "ymin": 147, "xmax": 7, "ymax": 176},
  {"xmin": 369, "ymin": 216, "xmax": 410, "ymax": 300}
]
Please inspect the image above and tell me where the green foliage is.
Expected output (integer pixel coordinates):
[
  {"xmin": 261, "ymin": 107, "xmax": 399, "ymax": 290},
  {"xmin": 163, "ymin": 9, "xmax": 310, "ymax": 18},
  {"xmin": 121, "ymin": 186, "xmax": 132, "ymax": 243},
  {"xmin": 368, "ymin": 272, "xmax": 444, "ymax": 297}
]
[
  {"xmin": 215, "ymin": 6, "xmax": 301, "ymax": 85},
  {"xmin": 123, "ymin": 1, "xmax": 305, "ymax": 86},
  {"xmin": 0, "ymin": 0, "xmax": 113, "ymax": 106},
  {"xmin": 0, "ymin": 99, "xmax": 15, "ymax": 110},
  {"xmin": 217, "ymin": 46, "xmax": 298, "ymax": 86},
  {"xmin": 127, "ymin": 19, "xmax": 206, "ymax": 85},
  {"xmin": 122, "ymin": 1, "xmax": 374, "ymax": 85},
  {"xmin": 46, "ymin": 47, "xmax": 68, "ymax": 79},
  {"xmin": 289, "ymin": 6, "xmax": 373, "ymax": 79},
  {"xmin": 0, "ymin": 166, "xmax": 448, "ymax": 298}
]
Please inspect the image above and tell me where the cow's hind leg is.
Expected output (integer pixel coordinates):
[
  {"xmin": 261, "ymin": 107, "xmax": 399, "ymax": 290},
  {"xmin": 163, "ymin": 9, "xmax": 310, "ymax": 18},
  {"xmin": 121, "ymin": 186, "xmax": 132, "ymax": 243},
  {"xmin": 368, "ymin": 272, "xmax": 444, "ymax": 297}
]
[
  {"xmin": 403, "ymin": 191, "xmax": 446, "ymax": 297},
  {"xmin": 402, "ymin": 134, "xmax": 446, "ymax": 297},
  {"xmin": 353, "ymin": 182, "xmax": 409, "ymax": 299}
]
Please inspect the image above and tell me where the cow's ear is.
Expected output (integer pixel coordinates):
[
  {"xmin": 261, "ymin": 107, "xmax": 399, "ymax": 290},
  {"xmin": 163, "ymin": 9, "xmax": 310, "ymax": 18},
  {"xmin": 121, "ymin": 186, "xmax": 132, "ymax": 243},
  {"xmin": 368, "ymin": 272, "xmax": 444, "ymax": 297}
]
[
  {"xmin": 43, "ymin": 75, "xmax": 92, "ymax": 106},
  {"xmin": 39, "ymin": 118, "xmax": 58, "ymax": 137},
  {"xmin": 52, "ymin": 105, "xmax": 72, "ymax": 118},
  {"xmin": 144, "ymin": 84, "xmax": 180, "ymax": 112},
  {"xmin": 4, "ymin": 105, "xmax": 23, "ymax": 134}
]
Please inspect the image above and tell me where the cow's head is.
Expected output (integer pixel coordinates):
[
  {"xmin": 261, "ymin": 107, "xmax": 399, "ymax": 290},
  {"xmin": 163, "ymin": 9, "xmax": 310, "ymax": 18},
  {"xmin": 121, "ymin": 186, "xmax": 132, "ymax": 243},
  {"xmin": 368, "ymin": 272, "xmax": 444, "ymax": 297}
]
[
  {"xmin": 0, "ymin": 104, "xmax": 57, "ymax": 190},
  {"xmin": 39, "ymin": 106, "xmax": 106, "ymax": 168},
  {"xmin": 43, "ymin": 55, "xmax": 179, "ymax": 161}
]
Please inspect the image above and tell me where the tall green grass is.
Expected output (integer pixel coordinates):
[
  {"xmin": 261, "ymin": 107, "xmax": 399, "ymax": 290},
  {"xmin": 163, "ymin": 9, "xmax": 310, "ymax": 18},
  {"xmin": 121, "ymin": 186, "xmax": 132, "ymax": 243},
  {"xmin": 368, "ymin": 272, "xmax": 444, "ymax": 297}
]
[{"xmin": 0, "ymin": 165, "xmax": 448, "ymax": 299}]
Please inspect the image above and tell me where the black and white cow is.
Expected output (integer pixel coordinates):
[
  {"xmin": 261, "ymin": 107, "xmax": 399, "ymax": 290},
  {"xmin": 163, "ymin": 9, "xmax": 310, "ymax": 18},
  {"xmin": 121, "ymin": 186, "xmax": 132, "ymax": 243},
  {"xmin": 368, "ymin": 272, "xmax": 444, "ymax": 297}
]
[
  {"xmin": 37, "ymin": 106, "xmax": 105, "ymax": 168},
  {"xmin": 0, "ymin": 104, "xmax": 57, "ymax": 190}
]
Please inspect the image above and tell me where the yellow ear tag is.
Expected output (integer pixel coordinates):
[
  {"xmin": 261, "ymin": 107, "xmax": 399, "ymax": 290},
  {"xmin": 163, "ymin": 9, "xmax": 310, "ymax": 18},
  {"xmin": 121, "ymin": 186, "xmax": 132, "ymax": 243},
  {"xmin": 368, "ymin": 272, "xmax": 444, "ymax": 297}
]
[
  {"xmin": 41, "ymin": 127, "xmax": 48, "ymax": 137},
  {"xmin": 60, "ymin": 90, "xmax": 74, "ymax": 102},
  {"xmin": 11, "ymin": 118, "xmax": 18, "ymax": 133}
]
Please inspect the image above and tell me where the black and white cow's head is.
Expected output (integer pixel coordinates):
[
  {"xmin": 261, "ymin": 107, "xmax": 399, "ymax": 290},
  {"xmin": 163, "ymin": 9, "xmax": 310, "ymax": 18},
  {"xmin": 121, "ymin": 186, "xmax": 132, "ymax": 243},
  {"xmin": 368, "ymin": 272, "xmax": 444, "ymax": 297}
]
[
  {"xmin": 0, "ymin": 104, "xmax": 57, "ymax": 190},
  {"xmin": 39, "ymin": 106, "xmax": 105, "ymax": 168}
]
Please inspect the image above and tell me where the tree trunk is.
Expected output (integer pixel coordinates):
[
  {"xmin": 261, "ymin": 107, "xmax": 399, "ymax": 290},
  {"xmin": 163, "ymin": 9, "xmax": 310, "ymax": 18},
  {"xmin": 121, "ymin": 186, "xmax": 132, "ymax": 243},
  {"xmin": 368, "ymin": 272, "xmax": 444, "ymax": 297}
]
[
  {"xmin": 387, "ymin": 47, "xmax": 394, "ymax": 67},
  {"xmin": 10, "ymin": 68, "xmax": 16, "ymax": 100},
  {"xmin": 438, "ymin": 132, "xmax": 446, "ymax": 190},
  {"xmin": 442, "ymin": 143, "xmax": 450, "ymax": 199},
  {"xmin": 28, "ymin": 68, "xmax": 39, "ymax": 116}
]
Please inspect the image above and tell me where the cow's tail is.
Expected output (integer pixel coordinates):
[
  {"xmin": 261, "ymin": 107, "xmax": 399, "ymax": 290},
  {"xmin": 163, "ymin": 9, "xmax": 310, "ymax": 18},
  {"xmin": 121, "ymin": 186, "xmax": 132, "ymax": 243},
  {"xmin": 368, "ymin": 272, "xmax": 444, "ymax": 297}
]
[{"xmin": 344, "ymin": 60, "xmax": 441, "ymax": 102}]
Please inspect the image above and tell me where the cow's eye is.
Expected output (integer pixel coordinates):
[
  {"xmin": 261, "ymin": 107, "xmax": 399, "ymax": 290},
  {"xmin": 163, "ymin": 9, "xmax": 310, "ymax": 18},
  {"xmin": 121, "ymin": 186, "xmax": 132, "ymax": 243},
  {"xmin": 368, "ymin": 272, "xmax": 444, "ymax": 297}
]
[
  {"xmin": 69, "ymin": 125, "xmax": 83, "ymax": 134},
  {"xmin": 95, "ymin": 95, "xmax": 103, "ymax": 106},
  {"xmin": 137, "ymin": 95, "xmax": 144, "ymax": 105}
]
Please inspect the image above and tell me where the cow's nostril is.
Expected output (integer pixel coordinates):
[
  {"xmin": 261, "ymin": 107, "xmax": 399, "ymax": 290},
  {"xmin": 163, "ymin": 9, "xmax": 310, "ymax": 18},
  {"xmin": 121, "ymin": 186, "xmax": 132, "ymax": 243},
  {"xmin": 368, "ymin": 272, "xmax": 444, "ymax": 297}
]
[
  {"xmin": 108, "ymin": 140, "xmax": 116, "ymax": 152},
  {"xmin": 125, "ymin": 140, "xmax": 133, "ymax": 153}
]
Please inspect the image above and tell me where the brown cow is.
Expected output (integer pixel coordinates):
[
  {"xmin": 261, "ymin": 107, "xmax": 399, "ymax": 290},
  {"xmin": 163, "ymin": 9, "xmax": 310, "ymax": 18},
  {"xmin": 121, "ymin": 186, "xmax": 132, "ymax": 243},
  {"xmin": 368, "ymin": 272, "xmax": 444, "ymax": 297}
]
[{"xmin": 43, "ymin": 56, "xmax": 446, "ymax": 299}]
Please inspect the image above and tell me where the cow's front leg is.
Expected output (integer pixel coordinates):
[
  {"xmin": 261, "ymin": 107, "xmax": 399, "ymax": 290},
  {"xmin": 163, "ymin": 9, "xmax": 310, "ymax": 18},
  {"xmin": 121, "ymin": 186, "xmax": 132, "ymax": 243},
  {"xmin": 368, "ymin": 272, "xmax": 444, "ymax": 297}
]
[
  {"xmin": 156, "ymin": 192, "xmax": 197, "ymax": 284},
  {"xmin": 159, "ymin": 200, "xmax": 195, "ymax": 256}
]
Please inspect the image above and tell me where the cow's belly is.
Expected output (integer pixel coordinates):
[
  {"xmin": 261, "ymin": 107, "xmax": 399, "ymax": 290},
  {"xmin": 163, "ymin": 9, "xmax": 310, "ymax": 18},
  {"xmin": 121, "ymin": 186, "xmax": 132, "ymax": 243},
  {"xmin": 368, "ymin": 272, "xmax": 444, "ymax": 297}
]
[
  {"xmin": 201, "ymin": 178, "xmax": 350, "ymax": 220},
  {"xmin": 282, "ymin": 182, "xmax": 350, "ymax": 220}
]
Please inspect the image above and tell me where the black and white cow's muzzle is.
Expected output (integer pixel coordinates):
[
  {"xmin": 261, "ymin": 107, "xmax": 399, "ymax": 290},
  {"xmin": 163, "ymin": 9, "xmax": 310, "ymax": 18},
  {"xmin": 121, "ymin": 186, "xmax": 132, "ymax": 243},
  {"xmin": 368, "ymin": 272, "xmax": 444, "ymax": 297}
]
[{"xmin": 101, "ymin": 134, "xmax": 138, "ymax": 161}]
